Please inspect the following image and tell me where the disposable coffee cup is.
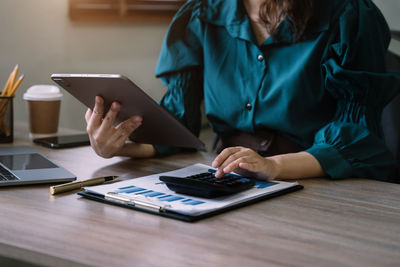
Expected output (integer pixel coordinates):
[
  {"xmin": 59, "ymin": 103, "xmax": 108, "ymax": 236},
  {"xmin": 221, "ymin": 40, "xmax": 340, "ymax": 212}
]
[{"xmin": 23, "ymin": 85, "xmax": 63, "ymax": 139}]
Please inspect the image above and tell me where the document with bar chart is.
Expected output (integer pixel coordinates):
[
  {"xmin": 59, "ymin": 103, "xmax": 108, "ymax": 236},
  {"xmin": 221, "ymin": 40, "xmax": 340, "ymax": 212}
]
[{"xmin": 78, "ymin": 164, "xmax": 303, "ymax": 221}]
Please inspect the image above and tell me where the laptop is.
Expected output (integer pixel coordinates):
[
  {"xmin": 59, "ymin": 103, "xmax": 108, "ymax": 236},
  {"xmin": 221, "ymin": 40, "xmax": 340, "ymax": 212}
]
[{"xmin": 0, "ymin": 146, "xmax": 76, "ymax": 186}]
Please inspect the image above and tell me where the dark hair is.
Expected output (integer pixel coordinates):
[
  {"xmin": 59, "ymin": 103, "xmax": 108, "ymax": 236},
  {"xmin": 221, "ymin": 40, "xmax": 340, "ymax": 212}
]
[{"xmin": 259, "ymin": 0, "xmax": 313, "ymax": 41}]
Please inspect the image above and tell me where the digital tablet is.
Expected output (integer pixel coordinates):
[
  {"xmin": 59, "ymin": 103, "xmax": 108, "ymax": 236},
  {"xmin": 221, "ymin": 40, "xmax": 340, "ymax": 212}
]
[{"xmin": 51, "ymin": 74, "xmax": 205, "ymax": 150}]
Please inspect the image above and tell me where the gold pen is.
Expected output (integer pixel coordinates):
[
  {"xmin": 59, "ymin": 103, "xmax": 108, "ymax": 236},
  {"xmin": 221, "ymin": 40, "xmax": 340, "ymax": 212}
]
[{"xmin": 50, "ymin": 176, "xmax": 118, "ymax": 195}]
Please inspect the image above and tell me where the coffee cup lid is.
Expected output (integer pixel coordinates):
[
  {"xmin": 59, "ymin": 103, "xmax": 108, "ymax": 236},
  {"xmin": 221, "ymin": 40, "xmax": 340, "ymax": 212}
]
[{"xmin": 23, "ymin": 85, "xmax": 63, "ymax": 101}]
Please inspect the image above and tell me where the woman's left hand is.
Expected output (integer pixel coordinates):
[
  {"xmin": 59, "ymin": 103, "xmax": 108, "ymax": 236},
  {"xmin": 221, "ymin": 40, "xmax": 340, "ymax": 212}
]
[{"xmin": 212, "ymin": 146, "xmax": 279, "ymax": 180}]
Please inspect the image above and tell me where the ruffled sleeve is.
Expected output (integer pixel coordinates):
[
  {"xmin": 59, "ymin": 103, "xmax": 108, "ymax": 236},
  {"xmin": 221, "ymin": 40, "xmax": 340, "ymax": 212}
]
[
  {"xmin": 153, "ymin": 1, "xmax": 205, "ymax": 156},
  {"xmin": 305, "ymin": 0, "xmax": 400, "ymax": 179},
  {"xmin": 154, "ymin": 70, "xmax": 203, "ymax": 156}
]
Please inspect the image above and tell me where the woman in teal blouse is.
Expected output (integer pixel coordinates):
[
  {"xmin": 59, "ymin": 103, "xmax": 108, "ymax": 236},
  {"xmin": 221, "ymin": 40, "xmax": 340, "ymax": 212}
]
[{"xmin": 85, "ymin": 0, "xmax": 400, "ymax": 181}]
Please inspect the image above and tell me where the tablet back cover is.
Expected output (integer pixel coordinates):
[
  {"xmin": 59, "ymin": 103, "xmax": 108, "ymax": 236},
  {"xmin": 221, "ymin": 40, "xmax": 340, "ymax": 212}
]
[{"xmin": 51, "ymin": 74, "xmax": 205, "ymax": 150}]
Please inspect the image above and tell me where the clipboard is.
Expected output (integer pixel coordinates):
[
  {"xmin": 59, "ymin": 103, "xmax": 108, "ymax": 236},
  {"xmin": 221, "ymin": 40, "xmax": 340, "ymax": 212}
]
[
  {"xmin": 78, "ymin": 184, "xmax": 303, "ymax": 222},
  {"xmin": 77, "ymin": 164, "xmax": 304, "ymax": 222}
]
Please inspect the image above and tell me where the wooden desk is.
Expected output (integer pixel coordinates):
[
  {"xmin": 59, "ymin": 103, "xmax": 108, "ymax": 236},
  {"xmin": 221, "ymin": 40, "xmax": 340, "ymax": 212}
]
[{"xmin": 0, "ymin": 125, "xmax": 399, "ymax": 267}]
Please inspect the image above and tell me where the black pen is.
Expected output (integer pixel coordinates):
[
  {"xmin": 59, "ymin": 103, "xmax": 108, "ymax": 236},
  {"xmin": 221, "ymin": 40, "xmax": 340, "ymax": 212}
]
[{"xmin": 50, "ymin": 176, "xmax": 118, "ymax": 195}]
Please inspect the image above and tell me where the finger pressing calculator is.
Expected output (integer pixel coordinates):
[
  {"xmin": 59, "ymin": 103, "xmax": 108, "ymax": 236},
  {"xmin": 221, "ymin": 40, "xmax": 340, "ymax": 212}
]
[{"xmin": 159, "ymin": 172, "xmax": 255, "ymax": 198}]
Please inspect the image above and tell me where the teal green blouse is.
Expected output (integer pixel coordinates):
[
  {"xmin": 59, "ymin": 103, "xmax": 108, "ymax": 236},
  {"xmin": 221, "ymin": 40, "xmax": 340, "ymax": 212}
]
[{"xmin": 154, "ymin": 0, "xmax": 400, "ymax": 180}]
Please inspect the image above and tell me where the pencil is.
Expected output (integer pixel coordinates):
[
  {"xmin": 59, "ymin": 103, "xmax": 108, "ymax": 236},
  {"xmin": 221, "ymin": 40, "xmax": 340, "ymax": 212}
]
[
  {"xmin": 7, "ymin": 74, "xmax": 24, "ymax": 97},
  {"xmin": 1, "ymin": 64, "xmax": 18, "ymax": 96},
  {"xmin": 7, "ymin": 64, "xmax": 19, "ymax": 93}
]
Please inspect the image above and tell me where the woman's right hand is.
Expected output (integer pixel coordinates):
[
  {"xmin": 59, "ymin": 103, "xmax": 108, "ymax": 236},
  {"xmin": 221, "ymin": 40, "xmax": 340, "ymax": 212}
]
[{"xmin": 85, "ymin": 96, "xmax": 143, "ymax": 158}]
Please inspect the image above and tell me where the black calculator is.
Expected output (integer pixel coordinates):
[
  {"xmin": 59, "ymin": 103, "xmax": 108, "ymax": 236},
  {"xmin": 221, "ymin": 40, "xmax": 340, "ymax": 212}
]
[{"xmin": 159, "ymin": 172, "xmax": 255, "ymax": 198}]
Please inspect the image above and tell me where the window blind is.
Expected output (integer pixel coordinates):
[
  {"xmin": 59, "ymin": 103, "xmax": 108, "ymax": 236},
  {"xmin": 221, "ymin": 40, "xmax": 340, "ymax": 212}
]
[{"xmin": 69, "ymin": 0, "xmax": 186, "ymax": 21}]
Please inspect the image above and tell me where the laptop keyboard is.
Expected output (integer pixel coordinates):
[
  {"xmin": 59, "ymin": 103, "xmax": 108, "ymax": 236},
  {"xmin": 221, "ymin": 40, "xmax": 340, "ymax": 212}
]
[{"xmin": 0, "ymin": 164, "xmax": 19, "ymax": 181}]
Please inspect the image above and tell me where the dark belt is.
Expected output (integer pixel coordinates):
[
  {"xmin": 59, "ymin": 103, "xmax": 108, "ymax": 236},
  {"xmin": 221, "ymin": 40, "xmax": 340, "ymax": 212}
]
[{"xmin": 213, "ymin": 129, "xmax": 304, "ymax": 157}]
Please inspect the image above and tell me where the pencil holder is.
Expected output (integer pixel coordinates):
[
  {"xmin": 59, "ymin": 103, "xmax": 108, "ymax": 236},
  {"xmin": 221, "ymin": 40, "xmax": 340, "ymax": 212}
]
[{"xmin": 0, "ymin": 95, "xmax": 14, "ymax": 143}]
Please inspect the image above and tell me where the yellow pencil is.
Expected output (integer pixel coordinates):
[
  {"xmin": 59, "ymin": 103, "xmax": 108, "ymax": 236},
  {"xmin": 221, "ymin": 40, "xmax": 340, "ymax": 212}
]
[
  {"xmin": 7, "ymin": 64, "xmax": 19, "ymax": 93},
  {"xmin": 7, "ymin": 74, "xmax": 24, "ymax": 97},
  {"xmin": 1, "ymin": 64, "xmax": 18, "ymax": 96}
]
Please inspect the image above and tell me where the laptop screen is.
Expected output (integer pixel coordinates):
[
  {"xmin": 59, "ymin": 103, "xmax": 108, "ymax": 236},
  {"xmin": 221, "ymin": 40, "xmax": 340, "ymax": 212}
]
[{"xmin": 0, "ymin": 153, "xmax": 58, "ymax": 170}]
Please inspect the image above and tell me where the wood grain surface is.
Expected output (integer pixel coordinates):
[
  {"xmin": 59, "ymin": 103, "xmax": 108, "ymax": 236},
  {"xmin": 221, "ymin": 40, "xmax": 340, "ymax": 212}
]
[{"xmin": 0, "ymin": 124, "xmax": 399, "ymax": 267}]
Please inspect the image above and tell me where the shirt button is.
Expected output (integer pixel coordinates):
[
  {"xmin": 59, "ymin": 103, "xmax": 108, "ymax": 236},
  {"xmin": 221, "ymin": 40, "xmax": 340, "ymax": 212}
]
[
  {"xmin": 245, "ymin": 103, "xmax": 252, "ymax": 110},
  {"xmin": 257, "ymin": 54, "xmax": 264, "ymax": 61},
  {"xmin": 260, "ymin": 140, "xmax": 269, "ymax": 146}
]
